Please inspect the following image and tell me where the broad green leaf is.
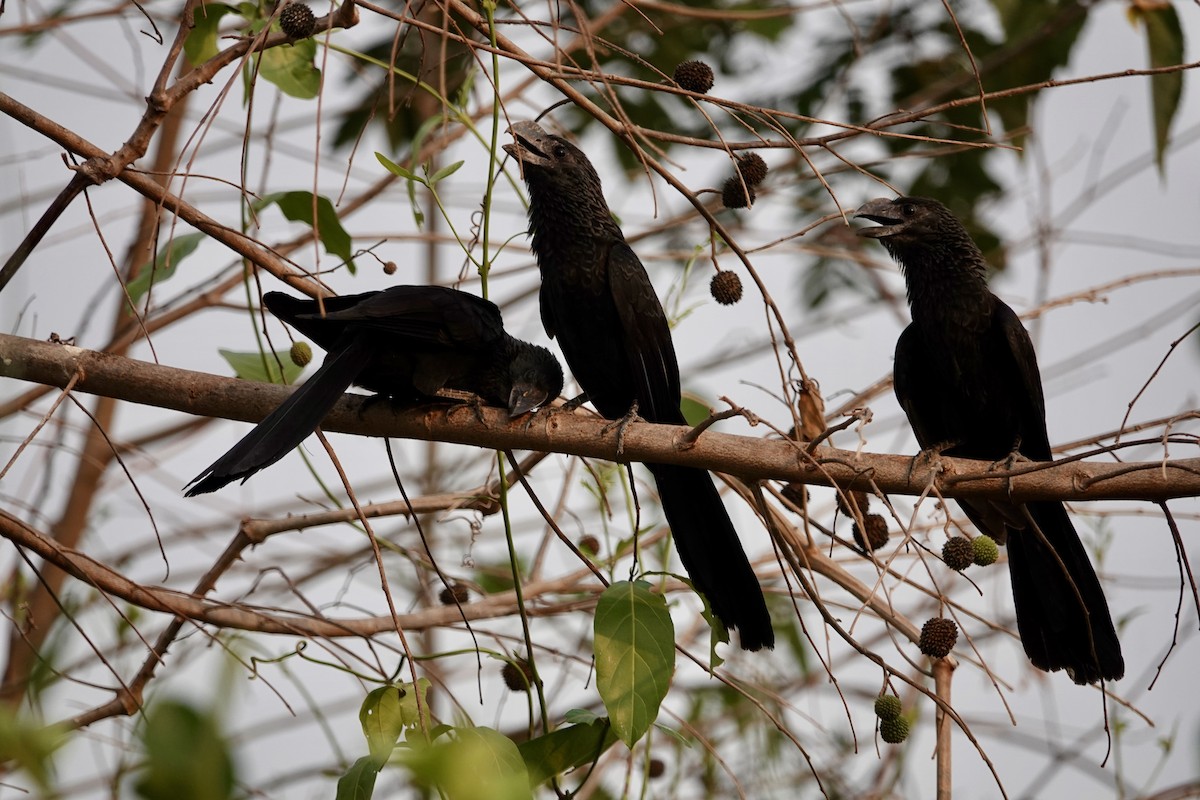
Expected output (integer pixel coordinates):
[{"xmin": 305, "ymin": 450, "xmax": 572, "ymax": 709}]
[
  {"xmin": 360, "ymin": 680, "xmax": 429, "ymax": 765},
  {"xmin": 518, "ymin": 720, "xmax": 618, "ymax": 788},
  {"xmin": 126, "ymin": 232, "xmax": 205, "ymax": 307},
  {"xmin": 403, "ymin": 727, "xmax": 531, "ymax": 800},
  {"xmin": 184, "ymin": 4, "xmax": 237, "ymax": 65},
  {"xmin": 593, "ymin": 580, "xmax": 675, "ymax": 747},
  {"xmin": 429, "ymin": 159, "xmax": 465, "ymax": 184},
  {"xmin": 258, "ymin": 191, "xmax": 355, "ymax": 271},
  {"xmin": 258, "ymin": 37, "xmax": 321, "ymax": 99},
  {"xmin": 134, "ymin": 700, "xmax": 236, "ymax": 800},
  {"xmin": 562, "ymin": 708, "xmax": 602, "ymax": 725},
  {"xmin": 334, "ymin": 756, "xmax": 379, "ymax": 800},
  {"xmin": 218, "ymin": 348, "xmax": 306, "ymax": 385},
  {"xmin": 1139, "ymin": 5, "xmax": 1185, "ymax": 174}
]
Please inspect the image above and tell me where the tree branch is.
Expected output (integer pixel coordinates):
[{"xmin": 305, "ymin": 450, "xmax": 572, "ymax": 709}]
[{"xmin": 1, "ymin": 332, "xmax": 1196, "ymax": 503}]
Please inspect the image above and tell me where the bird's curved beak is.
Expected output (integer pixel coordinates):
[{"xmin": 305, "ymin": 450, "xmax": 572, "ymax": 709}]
[
  {"xmin": 854, "ymin": 197, "xmax": 902, "ymax": 238},
  {"xmin": 503, "ymin": 120, "xmax": 554, "ymax": 168},
  {"xmin": 508, "ymin": 384, "xmax": 548, "ymax": 418}
]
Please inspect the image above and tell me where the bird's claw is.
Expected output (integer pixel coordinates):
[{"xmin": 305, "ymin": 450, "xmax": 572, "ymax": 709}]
[
  {"xmin": 906, "ymin": 440, "xmax": 957, "ymax": 484},
  {"xmin": 601, "ymin": 401, "xmax": 642, "ymax": 455}
]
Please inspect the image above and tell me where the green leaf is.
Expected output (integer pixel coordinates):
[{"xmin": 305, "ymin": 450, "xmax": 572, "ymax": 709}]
[
  {"xmin": 593, "ymin": 580, "xmax": 675, "ymax": 747},
  {"xmin": 334, "ymin": 756, "xmax": 379, "ymax": 800},
  {"xmin": 126, "ymin": 232, "xmax": 205, "ymax": 307},
  {"xmin": 218, "ymin": 348, "xmax": 306, "ymax": 385},
  {"xmin": 402, "ymin": 727, "xmax": 532, "ymax": 800},
  {"xmin": 258, "ymin": 191, "xmax": 355, "ymax": 271},
  {"xmin": 360, "ymin": 681, "xmax": 429, "ymax": 766},
  {"xmin": 134, "ymin": 700, "xmax": 236, "ymax": 800},
  {"xmin": 679, "ymin": 392, "xmax": 711, "ymax": 427},
  {"xmin": 257, "ymin": 36, "xmax": 321, "ymax": 98},
  {"xmin": 184, "ymin": 4, "xmax": 237, "ymax": 65},
  {"xmin": 518, "ymin": 720, "xmax": 617, "ymax": 788},
  {"xmin": 429, "ymin": 159, "xmax": 465, "ymax": 184},
  {"xmin": 0, "ymin": 710, "xmax": 67, "ymax": 792},
  {"xmin": 1138, "ymin": 4, "xmax": 1185, "ymax": 174},
  {"xmin": 375, "ymin": 152, "xmax": 422, "ymax": 183}
]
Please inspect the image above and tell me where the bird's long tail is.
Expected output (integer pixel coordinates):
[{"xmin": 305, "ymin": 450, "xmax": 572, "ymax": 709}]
[
  {"xmin": 184, "ymin": 336, "xmax": 373, "ymax": 496},
  {"xmin": 646, "ymin": 463, "xmax": 774, "ymax": 651},
  {"xmin": 1007, "ymin": 500, "xmax": 1124, "ymax": 684}
]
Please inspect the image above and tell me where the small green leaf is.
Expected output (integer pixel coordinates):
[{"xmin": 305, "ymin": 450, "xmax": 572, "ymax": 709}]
[
  {"xmin": 593, "ymin": 580, "xmax": 675, "ymax": 747},
  {"xmin": 0, "ymin": 709, "xmax": 67, "ymax": 792},
  {"xmin": 1139, "ymin": 5, "xmax": 1185, "ymax": 174},
  {"xmin": 257, "ymin": 37, "xmax": 321, "ymax": 99},
  {"xmin": 258, "ymin": 191, "xmax": 355, "ymax": 271},
  {"xmin": 402, "ymin": 727, "xmax": 531, "ymax": 800},
  {"xmin": 218, "ymin": 348, "xmax": 306, "ymax": 385},
  {"xmin": 334, "ymin": 756, "xmax": 379, "ymax": 800},
  {"xmin": 375, "ymin": 152, "xmax": 422, "ymax": 183},
  {"xmin": 134, "ymin": 700, "xmax": 236, "ymax": 800},
  {"xmin": 359, "ymin": 680, "xmax": 429, "ymax": 765},
  {"xmin": 428, "ymin": 159, "xmax": 465, "ymax": 184},
  {"xmin": 125, "ymin": 231, "xmax": 205, "ymax": 307},
  {"xmin": 518, "ymin": 720, "xmax": 617, "ymax": 788},
  {"xmin": 184, "ymin": 4, "xmax": 237, "ymax": 65},
  {"xmin": 679, "ymin": 392, "xmax": 711, "ymax": 427},
  {"xmin": 562, "ymin": 708, "xmax": 603, "ymax": 725}
]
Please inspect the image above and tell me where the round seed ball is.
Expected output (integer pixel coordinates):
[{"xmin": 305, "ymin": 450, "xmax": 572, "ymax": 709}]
[
  {"xmin": 438, "ymin": 583, "xmax": 469, "ymax": 605},
  {"xmin": 852, "ymin": 514, "xmax": 889, "ymax": 552},
  {"xmin": 972, "ymin": 535, "xmax": 999, "ymax": 566},
  {"xmin": 279, "ymin": 3, "xmax": 316, "ymax": 39},
  {"xmin": 721, "ymin": 175, "xmax": 755, "ymax": 209},
  {"xmin": 710, "ymin": 270, "xmax": 743, "ymax": 305},
  {"xmin": 873, "ymin": 694, "xmax": 902, "ymax": 721},
  {"xmin": 736, "ymin": 153, "xmax": 768, "ymax": 186},
  {"xmin": 879, "ymin": 715, "xmax": 911, "ymax": 744},
  {"xmin": 941, "ymin": 537, "xmax": 974, "ymax": 571},
  {"xmin": 919, "ymin": 617, "xmax": 958, "ymax": 659},
  {"xmin": 673, "ymin": 60, "xmax": 714, "ymax": 94},
  {"xmin": 289, "ymin": 341, "xmax": 313, "ymax": 367},
  {"xmin": 501, "ymin": 659, "xmax": 534, "ymax": 692}
]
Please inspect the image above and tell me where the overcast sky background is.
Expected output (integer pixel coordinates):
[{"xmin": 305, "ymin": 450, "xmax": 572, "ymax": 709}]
[{"xmin": 2, "ymin": 1, "xmax": 1199, "ymax": 797}]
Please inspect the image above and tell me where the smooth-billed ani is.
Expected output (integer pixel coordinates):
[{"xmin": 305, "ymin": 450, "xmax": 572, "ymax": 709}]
[
  {"xmin": 856, "ymin": 196, "xmax": 1123, "ymax": 684},
  {"xmin": 185, "ymin": 285, "xmax": 563, "ymax": 496},
  {"xmin": 504, "ymin": 120, "xmax": 773, "ymax": 651}
]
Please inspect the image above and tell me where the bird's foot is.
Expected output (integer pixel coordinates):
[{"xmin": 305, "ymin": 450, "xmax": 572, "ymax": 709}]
[
  {"xmin": 906, "ymin": 440, "xmax": 958, "ymax": 484},
  {"xmin": 601, "ymin": 401, "xmax": 642, "ymax": 455},
  {"xmin": 561, "ymin": 392, "xmax": 589, "ymax": 413}
]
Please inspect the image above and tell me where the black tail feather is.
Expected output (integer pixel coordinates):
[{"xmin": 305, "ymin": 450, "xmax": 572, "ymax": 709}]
[
  {"xmin": 184, "ymin": 336, "xmax": 373, "ymax": 496},
  {"xmin": 647, "ymin": 463, "xmax": 774, "ymax": 651},
  {"xmin": 1007, "ymin": 501, "xmax": 1124, "ymax": 684}
]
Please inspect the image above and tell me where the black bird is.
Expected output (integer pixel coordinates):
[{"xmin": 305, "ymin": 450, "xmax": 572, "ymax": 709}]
[
  {"xmin": 856, "ymin": 196, "xmax": 1123, "ymax": 684},
  {"xmin": 505, "ymin": 120, "xmax": 774, "ymax": 651},
  {"xmin": 185, "ymin": 286, "xmax": 563, "ymax": 496}
]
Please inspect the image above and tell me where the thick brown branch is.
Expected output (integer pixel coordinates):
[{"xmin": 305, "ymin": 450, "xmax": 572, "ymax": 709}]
[{"xmin": 1, "ymin": 333, "xmax": 1196, "ymax": 503}]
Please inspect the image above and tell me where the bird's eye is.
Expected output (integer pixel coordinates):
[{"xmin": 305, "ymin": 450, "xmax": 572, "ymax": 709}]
[
  {"xmin": 901, "ymin": 203, "xmax": 916, "ymax": 216},
  {"xmin": 552, "ymin": 144, "xmax": 568, "ymax": 158}
]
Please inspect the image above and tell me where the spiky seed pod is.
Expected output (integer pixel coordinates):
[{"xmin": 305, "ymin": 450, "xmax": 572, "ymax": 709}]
[
  {"xmin": 721, "ymin": 176, "xmax": 755, "ymax": 209},
  {"xmin": 289, "ymin": 341, "xmax": 313, "ymax": 367},
  {"xmin": 736, "ymin": 153, "xmax": 768, "ymax": 186},
  {"xmin": 383, "ymin": 260, "xmax": 398, "ymax": 275},
  {"xmin": 837, "ymin": 489, "xmax": 871, "ymax": 518},
  {"xmin": 279, "ymin": 3, "xmax": 316, "ymax": 39},
  {"xmin": 852, "ymin": 514, "xmax": 889, "ymax": 552},
  {"xmin": 780, "ymin": 482, "xmax": 808, "ymax": 508},
  {"xmin": 919, "ymin": 617, "xmax": 958, "ymax": 659},
  {"xmin": 438, "ymin": 583, "xmax": 469, "ymax": 605},
  {"xmin": 647, "ymin": 759, "xmax": 666, "ymax": 779},
  {"xmin": 972, "ymin": 535, "xmax": 1000, "ymax": 566},
  {"xmin": 673, "ymin": 60, "xmax": 714, "ymax": 94},
  {"xmin": 578, "ymin": 535, "xmax": 601, "ymax": 556},
  {"xmin": 710, "ymin": 270, "xmax": 743, "ymax": 305},
  {"xmin": 501, "ymin": 659, "xmax": 535, "ymax": 692},
  {"xmin": 879, "ymin": 715, "xmax": 911, "ymax": 744},
  {"xmin": 873, "ymin": 695, "xmax": 902, "ymax": 721},
  {"xmin": 941, "ymin": 537, "xmax": 974, "ymax": 571}
]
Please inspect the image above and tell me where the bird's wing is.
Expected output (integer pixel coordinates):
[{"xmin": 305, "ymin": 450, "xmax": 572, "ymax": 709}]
[
  {"xmin": 893, "ymin": 323, "xmax": 949, "ymax": 449},
  {"xmin": 605, "ymin": 241, "xmax": 682, "ymax": 422},
  {"xmin": 297, "ymin": 286, "xmax": 505, "ymax": 350},
  {"xmin": 992, "ymin": 301, "xmax": 1053, "ymax": 460}
]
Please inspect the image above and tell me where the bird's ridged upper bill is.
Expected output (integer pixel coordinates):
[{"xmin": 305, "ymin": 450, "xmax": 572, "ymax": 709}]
[
  {"xmin": 854, "ymin": 197, "xmax": 904, "ymax": 238},
  {"xmin": 503, "ymin": 120, "xmax": 554, "ymax": 168}
]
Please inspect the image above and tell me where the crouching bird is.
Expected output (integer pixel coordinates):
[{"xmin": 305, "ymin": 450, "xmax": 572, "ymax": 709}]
[
  {"xmin": 504, "ymin": 120, "xmax": 774, "ymax": 651},
  {"xmin": 185, "ymin": 285, "xmax": 563, "ymax": 496},
  {"xmin": 856, "ymin": 196, "xmax": 1123, "ymax": 684}
]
